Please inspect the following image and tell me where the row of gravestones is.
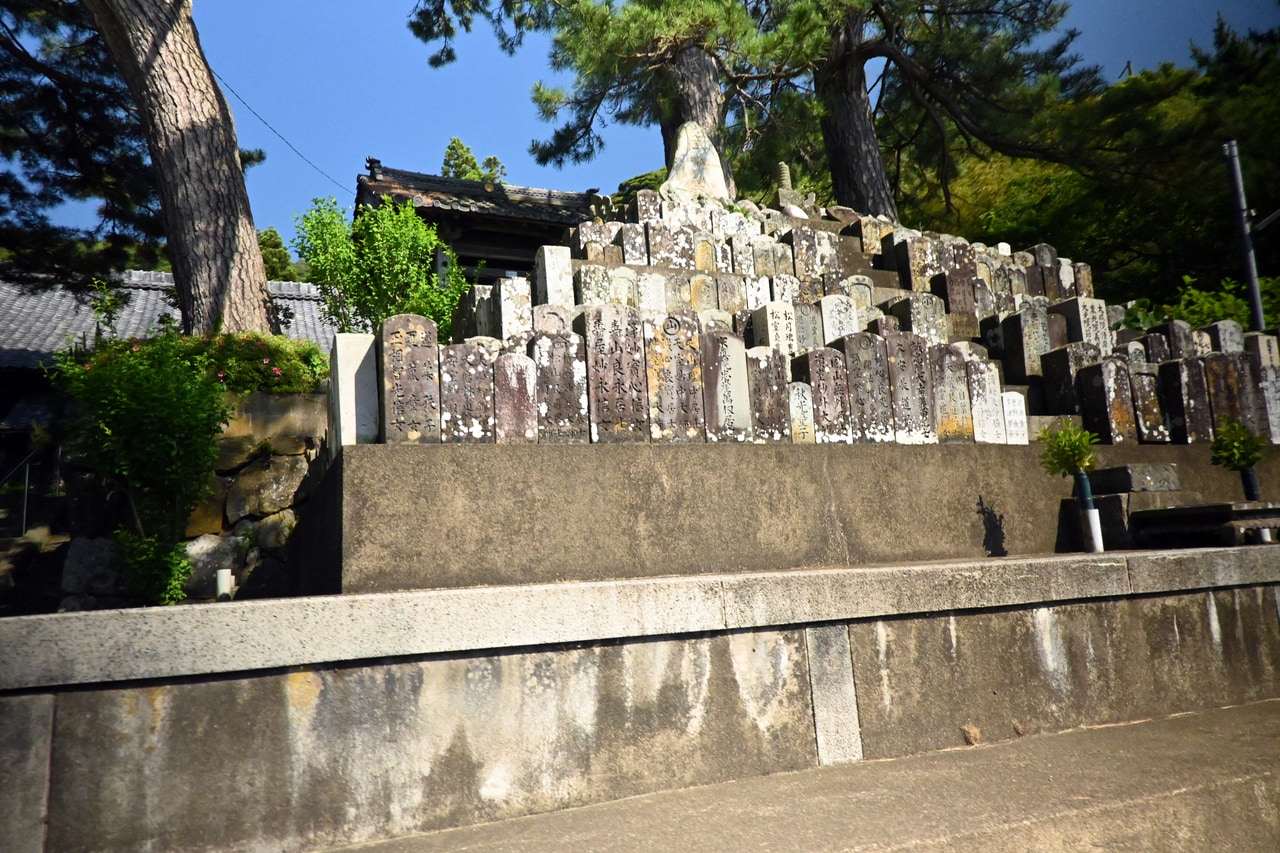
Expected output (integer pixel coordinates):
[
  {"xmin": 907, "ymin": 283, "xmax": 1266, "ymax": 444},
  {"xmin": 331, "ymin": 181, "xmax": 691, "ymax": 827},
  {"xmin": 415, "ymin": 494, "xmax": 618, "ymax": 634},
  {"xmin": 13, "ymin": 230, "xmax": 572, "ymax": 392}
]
[{"xmin": 376, "ymin": 308, "xmax": 1034, "ymax": 446}]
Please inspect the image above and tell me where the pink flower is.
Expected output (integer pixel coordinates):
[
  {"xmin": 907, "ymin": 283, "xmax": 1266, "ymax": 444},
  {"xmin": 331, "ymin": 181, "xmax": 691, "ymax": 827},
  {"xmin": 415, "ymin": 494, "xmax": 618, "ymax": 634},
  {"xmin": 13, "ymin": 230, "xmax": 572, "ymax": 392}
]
[
  {"xmin": 217, "ymin": 371, "xmax": 224, "ymax": 378},
  {"xmin": 131, "ymin": 345, "xmax": 140, "ymax": 352},
  {"xmin": 272, "ymin": 367, "xmax": 282, "ymax": 376},
  {"xmin": 262, "ymin": 358, "xmax": 270, "ymax": 364}
]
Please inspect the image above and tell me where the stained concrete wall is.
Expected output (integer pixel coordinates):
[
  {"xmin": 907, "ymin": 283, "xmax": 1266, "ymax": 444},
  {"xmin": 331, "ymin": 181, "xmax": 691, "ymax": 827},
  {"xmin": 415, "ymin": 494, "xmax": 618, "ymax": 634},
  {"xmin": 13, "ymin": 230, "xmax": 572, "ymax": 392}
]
[
  {"xmin": 42, "ymin": 629, "xmax": 815, "ymax": 853},
  {"xmin": 301, "ymin": 443, "xmax": 1280, "ymax": 594},
  {"xmin": 850, "ymin": 586, "xmax": 1280, "ymax": 759}
]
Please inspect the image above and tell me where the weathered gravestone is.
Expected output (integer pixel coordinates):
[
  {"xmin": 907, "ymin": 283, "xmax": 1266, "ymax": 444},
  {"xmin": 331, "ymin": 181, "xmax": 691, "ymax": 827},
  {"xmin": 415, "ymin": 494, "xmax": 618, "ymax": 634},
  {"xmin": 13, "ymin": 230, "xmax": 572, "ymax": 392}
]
[
  {"xmin": 377, "ymin": 315, "xmax": 440, "ymax": 444},
  {"xmin": 789, "ymin": 382, "xmax": 817, "ymax": 444},
  {"xmin": 529, "ymin": 333, "xmax": 589, "ymax": 443},
  {"xmin": 771, "ymin": 273, "xmax": 801, "ymax": 304},
  {"xmin": 930, "ymin": 344, "xmax": 975, "ymax": 443},
  {"xmin": 1000, "ymin": 302, "xmax": 1051, "ymax": 383},
  {"xmin": 1129, "ymin": 366, "xmax": 1170, "ymax": 443},
  {"xmin": 934, "ymin": 272, "xmax": 980, "ymax": 339},
  {"xmin": 884, "ymin": 330, "xmax": 937, "ymax": 444},
  {"xmin": 439, "ymin": 342, "xmax": 495, "ymax": 443},
  {"xmin": 1040, "ymin": 342, "xmax": 1101, "ymax": 415},
  {"xmin": 495, "ymin": 277, "xmax": 534, "ymax": 341},
  {"xmin": 493, "ymin": 353, "xmax": 538, "ymax": 443},
  {"xmin": 645, "ymin": 310, "xmax": 706, "ymax": 442},
  {"xmin": 967, "ymin": 360, "xmax": 1008, "ymax": 444},
  {"xmin": 1078, "ymin": 357, "xmax": 1138, "ymax": 443},
  {"xmin": 617, "ymin": 223, "xmax": 648, "ymax": 265},
  {"xmin": 575, "ymin": 264, "xmax": 611, "ymax": 307},
  {"xmin": 730, "ymin": 234, "xmax": 756, "ymax": 277},
  {"xmin": 746, "ymin": 346, "xmax": 792, "ymax": 442},
  {"xmin": 1048, "ymin": 297, "xmax": 1111, "ymax": 354},
  {"xmin": 609, "ymin": 267, "xmax": 639, "ymax": 307},
  {"xmin": 1202, "ymin": 320, "xmax": 1245, "ymax": 353},
  {"xmin": 888, "ymin": 293, "xmax": 948, "ymax": 347},
  {"xmin": 1148, "ymin": 320, "xmax": 1195, "ymax": 359},
  {"xmin": 689, "ymin": 273, "xmax": 719, "ymax": 312},
  {"xmin": 833, "ymin": 333, "xmax": 891, "ymax": 443},
  {"xmin": 792, "ymin": 348, "xmax": 852, "ymax": 443},
  {"xmin": 794, "ymin": 301, "xmax": 825, "ymax": 353},
  {"xmin": 578, "ymin": 305, "xmax": 650, "ymax": 443},
  {"xmin": 533, "ymin": 304, "xmax": 579, "ymax": 337},
  {"xmin": 535, "ymin": 245, "xmax": 574, "ymax": 306},
  {"xmin": 1142, "ymin": 333, "xmax": 1171, "ymax": 365},
  {"xmin": 664, "ymin": 274, "xmax": 692, "ymax": 311},
  {"xmin": 1001, "ymin": 391, "xmax": 1030, "ymax": 445},
  {"xmin": 1157, "ymin": 359, "xmax": 1213, "ymax": 444},
  {"xmin": 753, "ymin": 301, "xmax": 799, "ymax": 356},
  {"xmin": 1200, "ymin": 353, "xmax": 1245, "ymax": 433},
  {"xmin": 717, "ymin": 274, "xmax": 747, "ymax": 315},
  {"xmin": 701, "ymin": 331, "xmax": 753, "ymax": 442},
  {"xmin": 818, "ymin": 295, "xmax": 860, "ymax": 345}
]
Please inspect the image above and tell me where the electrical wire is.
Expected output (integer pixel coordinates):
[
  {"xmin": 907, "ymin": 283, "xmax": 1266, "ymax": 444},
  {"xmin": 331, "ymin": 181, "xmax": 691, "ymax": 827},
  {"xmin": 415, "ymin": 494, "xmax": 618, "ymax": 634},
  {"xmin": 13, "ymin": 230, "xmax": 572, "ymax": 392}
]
[{"xmin": 209, "ymin": 67, "xmax": 348, "ymax": 194}]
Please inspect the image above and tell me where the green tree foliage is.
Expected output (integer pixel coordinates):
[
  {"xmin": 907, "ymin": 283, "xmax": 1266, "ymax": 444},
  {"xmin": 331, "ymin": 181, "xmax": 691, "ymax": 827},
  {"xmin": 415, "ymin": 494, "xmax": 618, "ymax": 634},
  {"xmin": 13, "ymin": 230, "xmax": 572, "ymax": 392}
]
[
  {"xmin": 0, "ymin": 0, "xmax": 160, "ymax": 279},
  {"xmin": 440, "ymin": 136, "xmax": 507, "ymax": 183},
  {"xmin": 903, "ymin": 20, "xmax": 1280, "ymax": 307},
  {"xmin": 292, "ymin": 196, "xmax": 472, "ymax": 339},
  {"xmin": 258, "ymin": 227, "xmax": 298, "ymax": 281}
]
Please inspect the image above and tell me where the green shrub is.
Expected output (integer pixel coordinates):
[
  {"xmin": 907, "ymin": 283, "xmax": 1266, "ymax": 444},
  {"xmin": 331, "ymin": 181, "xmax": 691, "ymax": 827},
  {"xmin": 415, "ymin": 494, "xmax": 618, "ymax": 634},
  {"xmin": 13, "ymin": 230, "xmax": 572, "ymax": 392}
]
[
  {"xmin": 1210, "ymin": 418, "xmax": 1265, "ymax": 472},
  {"xmin": 183, "ymin": 332, "xmax": 328, "ymax": 394},
  {"xmin": 114, "ymin": 530, "xmax": 192, "ymax": 606},
  {"xmin": 1038, "ymin": 421, "xmax": 1100, "ymax": 478},
  {"xmin": 293, "ymin": 195, "xmax": 472, "ymax": 339}
]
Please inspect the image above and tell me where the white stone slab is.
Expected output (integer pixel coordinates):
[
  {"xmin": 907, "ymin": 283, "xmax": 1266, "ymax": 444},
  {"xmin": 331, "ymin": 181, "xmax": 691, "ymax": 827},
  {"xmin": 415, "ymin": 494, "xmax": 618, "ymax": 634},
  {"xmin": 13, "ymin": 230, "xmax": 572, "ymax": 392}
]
[{"xmin": 329, "ymin": 333, "xmax": 378, "ymax": 454}]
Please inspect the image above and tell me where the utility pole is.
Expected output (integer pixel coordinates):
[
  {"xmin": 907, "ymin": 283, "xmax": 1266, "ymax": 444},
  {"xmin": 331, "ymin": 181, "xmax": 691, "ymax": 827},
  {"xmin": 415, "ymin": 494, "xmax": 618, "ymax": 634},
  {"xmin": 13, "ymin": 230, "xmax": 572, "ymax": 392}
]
[{"xmin": 1222, "ymin": 140, "xmax": 1266, "ymax": 331}]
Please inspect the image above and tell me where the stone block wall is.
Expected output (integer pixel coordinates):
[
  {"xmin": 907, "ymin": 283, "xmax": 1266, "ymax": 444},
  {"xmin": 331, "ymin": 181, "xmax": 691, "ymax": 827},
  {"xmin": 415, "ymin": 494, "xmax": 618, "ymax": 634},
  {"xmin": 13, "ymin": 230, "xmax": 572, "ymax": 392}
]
[
  {"xmin": 334, "ymin": 192, "xmax": 1280, "ymax": 453},
  {"xmin": 58, "ymin": 392, "xmax": 326, "ymax": 610}
]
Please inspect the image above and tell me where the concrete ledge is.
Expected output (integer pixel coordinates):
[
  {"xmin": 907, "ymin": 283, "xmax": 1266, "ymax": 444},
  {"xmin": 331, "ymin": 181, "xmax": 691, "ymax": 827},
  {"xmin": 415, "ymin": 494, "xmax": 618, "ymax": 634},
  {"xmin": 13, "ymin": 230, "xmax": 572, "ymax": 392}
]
[{"xmin": 3, "ymin": 547, "xmax": 1277, "ymax": 692}]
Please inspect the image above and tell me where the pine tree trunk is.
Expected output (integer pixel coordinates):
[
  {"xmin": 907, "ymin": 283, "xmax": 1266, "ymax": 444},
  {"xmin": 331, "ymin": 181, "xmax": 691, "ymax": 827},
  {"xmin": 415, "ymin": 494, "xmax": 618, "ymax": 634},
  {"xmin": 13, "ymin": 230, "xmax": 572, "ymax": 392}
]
[
  {"xmin": 84, "ymin": 0, "xmax": 275, "ymax": 334},
  {"xmin": 659, "ymin": 45, "xmax": 736, "ymax": 198},
  {"xmin": 814, "ymin": 14, "xmax": 898, "ymax": 220}
]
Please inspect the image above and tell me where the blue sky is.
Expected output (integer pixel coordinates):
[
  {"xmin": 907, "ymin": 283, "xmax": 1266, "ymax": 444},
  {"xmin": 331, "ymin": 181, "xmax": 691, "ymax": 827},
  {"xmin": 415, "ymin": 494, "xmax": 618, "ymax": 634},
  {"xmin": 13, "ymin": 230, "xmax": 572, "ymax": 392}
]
[{"xmin": 65, "ymin": 1, "xmax": 1280, "ymax": 248}]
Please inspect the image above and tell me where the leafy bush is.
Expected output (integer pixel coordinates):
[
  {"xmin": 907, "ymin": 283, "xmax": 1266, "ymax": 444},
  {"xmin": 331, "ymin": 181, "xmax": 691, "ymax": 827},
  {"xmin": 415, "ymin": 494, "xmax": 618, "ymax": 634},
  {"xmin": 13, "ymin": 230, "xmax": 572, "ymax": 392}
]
[
  {"xmin": 1038, "ymin": 421, "xmax": 1100, "ymax": 478},
  {"xmin": 293, "ymin": 195, "xmax": 472, "ymax": 339},
  {"xmin": 1210, "ymin": 418, "xmax": 1265, "ymax": 472},
  {"xmin": 183, "ymin": 332, "xmax": 328, "ymax": 394},
  {"xmin": 114, "ymin": 530, "xmax": 192, "ymax": 606}
]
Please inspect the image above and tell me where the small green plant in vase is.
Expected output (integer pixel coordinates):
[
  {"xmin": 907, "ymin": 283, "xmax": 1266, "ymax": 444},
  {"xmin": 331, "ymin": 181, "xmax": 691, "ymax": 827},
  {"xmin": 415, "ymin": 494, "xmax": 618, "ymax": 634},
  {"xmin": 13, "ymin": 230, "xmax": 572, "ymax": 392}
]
[
  {"xmin": 1211, "ymin": 418, "xmax": 1266, "ymax": 502},
  {"xmin": 1039, "ymin": 421, "xmax": 1104, "ymax": 552}
]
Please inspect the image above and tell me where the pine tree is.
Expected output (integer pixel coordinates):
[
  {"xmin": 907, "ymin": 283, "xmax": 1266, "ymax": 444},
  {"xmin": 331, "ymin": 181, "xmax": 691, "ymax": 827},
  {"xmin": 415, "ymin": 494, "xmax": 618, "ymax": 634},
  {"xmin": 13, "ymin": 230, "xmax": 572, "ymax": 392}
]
[{"xmin": 440, "ymin": 137, "xmax": 507, "ymax": 183}]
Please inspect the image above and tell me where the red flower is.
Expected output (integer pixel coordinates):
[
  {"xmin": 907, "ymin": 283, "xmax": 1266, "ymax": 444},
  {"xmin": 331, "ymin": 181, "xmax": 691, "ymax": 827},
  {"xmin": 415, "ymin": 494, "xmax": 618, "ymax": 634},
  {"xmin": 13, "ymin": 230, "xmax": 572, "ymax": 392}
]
[{"xmin": 272, "ymin": 367, "xmax": 282, "ymax": 376}]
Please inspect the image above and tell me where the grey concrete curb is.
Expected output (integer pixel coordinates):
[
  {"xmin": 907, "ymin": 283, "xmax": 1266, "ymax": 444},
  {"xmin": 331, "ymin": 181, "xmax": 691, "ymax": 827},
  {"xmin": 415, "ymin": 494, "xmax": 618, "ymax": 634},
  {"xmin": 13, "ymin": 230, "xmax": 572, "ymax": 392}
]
[{"xmin": 1, "ymin": 547, "xmax": 1276, "ymax": 692}]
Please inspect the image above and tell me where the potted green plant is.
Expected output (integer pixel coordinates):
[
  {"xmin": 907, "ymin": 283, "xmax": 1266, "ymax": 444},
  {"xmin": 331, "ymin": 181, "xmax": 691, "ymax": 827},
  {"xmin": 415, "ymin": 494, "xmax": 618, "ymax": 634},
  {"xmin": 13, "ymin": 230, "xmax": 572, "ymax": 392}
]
[
  {"xmin": 1211, "ymin": 417, "xmax": 1267, "ymax": 501},
  {"xmin": 1039, "ymin": 421, "xmax": 1104, "ymax": 552}
]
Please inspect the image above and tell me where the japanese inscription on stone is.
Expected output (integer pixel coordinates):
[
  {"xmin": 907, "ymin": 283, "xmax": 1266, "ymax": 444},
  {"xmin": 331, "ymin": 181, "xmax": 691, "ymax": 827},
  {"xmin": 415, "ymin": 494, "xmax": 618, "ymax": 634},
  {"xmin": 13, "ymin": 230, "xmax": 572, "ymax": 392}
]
[
  {"xmin": 579, "ymin": 305, "xmax": 649, "ymax": 443},
  {"xmin": 439, "ymin": 342, "xmax": 495, "ymax": 443},
  {"xmin": 645, "ymin": 309, "xmax": 706, "ymax": 442},
  {"xmin": 378, "ymin": 314, "xmax": 440, "ymax": 444},
  {"xmin": 530, "ymin": 332, "xmax": 589, "ymax": 443},
  {"xmin": 746, "ymin": 346, "xmax": 791, "ymax": 442}
]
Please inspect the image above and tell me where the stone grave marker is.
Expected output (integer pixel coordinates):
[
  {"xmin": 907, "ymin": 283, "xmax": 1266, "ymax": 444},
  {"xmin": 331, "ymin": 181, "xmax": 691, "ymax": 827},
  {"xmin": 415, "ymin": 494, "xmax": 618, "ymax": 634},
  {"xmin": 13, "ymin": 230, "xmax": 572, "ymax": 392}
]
[
  {"xmin": 535, "ymin": 246, "xmax": 574, "ymax": 306},
  {"xmin": 745, "ymin": 276, "xmax": 771, "ymax": 311},
  {"xmin": 578, "ymin": 305, "xmax": 649, "ymax": 443},
  {"xmin": 1048, "ymin": 297, "xmax": 1111, "ymax": 354},
  {"xmin": 608, "ymin": 267, "xmax": 639, "ymax": 306},
  {"xmin": 377, "ymin": 315, "xmax": 440, "ymax": 444},
  {"xmin": 838, "ymin": 333, "xmax": 895, "ymax": 442},
  {"xmin": 930, "ymin": 344, "xmax": 975, "ymax": 443},
  {"xmin": 1057, "ymin": 259, "xmax": 1077, "ymax": 298},
  {"xmin": 699, "ymin": 309, "xmax": 733, "ymax": 331},
  {"xmin": 495, "ymin": 277, "xmax": 534, "ymax": 341},
  {"xmin": 747, "ymin": 346, "xmax": 791, "ymax": 442},
  {"xmin": 1078, "ymin": 357, "xmax": 1138, "ymax": 443},
  {"xmin": 1191, "ymin": 329, "xmax": 1214, "ymax": 357},
  {"xmin": 1001, "ymin": 391, "xmax": 1030, "ymax": 445},
  {"xmin": 935, "ymin": 272, "xmax": 979, "ymax": 339},
  {"xmin": 1073, "ymin": 262, "xmax": 1094, "ymax": 297},
  {"xmin": 493, "ymin": 352, "xmax": 538, "ymax": 443},
  {"xmin": 692, "ymin": 232, "xmax": 718, "ymax": 272},
  {"xmin": 771, "ymin": 273, "xmax": 801, "ymax": 304},
  {"xmin": 717, "ymin": 273, "xmax": 747, "ymax": 315},
  {"xmin": 1040, "ymin": 342, "xmax": 1101, "ymax": 415},
  {"xmin": 884, "ymin": 329, "xmax": 937, "ymax": 444},
  {"xmin": 1245, "ymin": 332, "xmax": 1280, "ymax": 372},
  {"xmin": 1230, "ymin": 352, "xmax": 1269, "ymax": 437},
  {"xmin": 1148, "ymin": 320, "xmax": 1195, "ymax": 359},
  {"xmin": 701, "ymin": 331, "xmax": 753, "ymax": 442},
  {"xmin": 645, "ymin": 309, "xmax": 706, "ymax": 442},
  {"xmin": 1047, "ymin": 313, "xmax": 1069, "ymax": 350},
  {"xmin": 752, "ymin": 236, "xmax": 777, "ymax": 278},
  {"xmin": 789, "ymin": 382, "xmax": 817, "ymax": 444},
  {"xmin": 792, "ymin": 348, "xmax": 852, "ymax": 443},
  {"xmin": 636, "ymin": 189, "xmax": 661, "ymax": 222},
  {"xmin": 814, "ymin": 230, "xmax": 839, "ymax": 275},
  {"xmin": 439, "ymin": 342, "xmax": 495, "ymax": 443},
  {"xmin": 1000, "ymin": 302, "xmax": 1051, "ymax": 383},
  {"xmin": 646, "ymin": 221, "xmax": 679, "ymax": 268},
  {"xmin": 688, "ymin": 273, "xmax": 719, "ymax": 312},
  {"xmin": 731, "ymin": 234, "xmax": 756, "ymax": 277},
  {"xmin": 896, "ymin": 234, "xmax": 946, "ymax": 292},
  {"xmin": 1202, "ymin": 320, "xmax": 1245, "ymax": 353},
  {"xmin": 787, "ymin": 225, "xmax": 820, "ymax": 278},
  {"xmin": 1157, "ymin": 359, "xmax": 1212, "ymax": 444},
  {"xmin": 533, "ymin": 304, "xmax": 578, "ymax": 337},
  {"xmin": 773, "ymin": 243, "xmax": 796, "ymax": 277},
  {"xmin": 575, "ymin": 264, "xmax": 611, "ymax": 306},
  {"xmin": 818, "ymin": 295, "xmax": 860, "ymax": 345},
  {"xmin": 1142, "ymin": 333, "xmax": 1171, "ymax": 365},
  {"xmin": 794, "ymin": 301, "xmax": 825, "ymax": 353},
  {"xmin": 663, "ymin": 273, "xmax": 692, "ymax": 312},
  {"xmin": 1200, "ymin": 353, "xmax": 1244, "ymax": 433},
  {"xmin": 753, "ymin": 301, "xmax": 799, "ymax": 356},
  {"xmin": 618, "ymin": 223, "xmax": 648, "ymax": 265},
  {"xmin": 529, "ymin": 333, "xmax": 589, "ymax": 443},
  {"xmin": 967, "ymin": 360, "xmax": 1007, "ymax": 444},
  {"xmin": 888, "ymin": 292, "xmax": 948, "ymax": 347},
  {"xmin": 635, "ymin": 273, "xmax": 667, "ymax": 315},
  {"xmin": 1129, "ymin": 366, "xmax": 1169, "ymax": 443}
]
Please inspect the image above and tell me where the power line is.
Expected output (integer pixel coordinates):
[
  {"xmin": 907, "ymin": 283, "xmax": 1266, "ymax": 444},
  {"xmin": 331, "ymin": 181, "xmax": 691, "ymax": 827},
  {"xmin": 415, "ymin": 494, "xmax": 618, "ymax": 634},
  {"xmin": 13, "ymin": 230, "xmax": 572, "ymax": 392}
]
[{"xmin": 209, "ymin": 67, "xmax": 349, "ymax": 195}]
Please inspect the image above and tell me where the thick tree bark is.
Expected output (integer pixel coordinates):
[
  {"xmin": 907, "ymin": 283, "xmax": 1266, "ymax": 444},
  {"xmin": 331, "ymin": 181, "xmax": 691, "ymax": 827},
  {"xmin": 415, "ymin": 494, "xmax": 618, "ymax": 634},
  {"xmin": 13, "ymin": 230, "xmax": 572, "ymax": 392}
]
[
  {"xmin": 84, "ymin": 0, "xmax": 275, "ymax": 334},
  {"xmin": 659, "ymin": 45, "xmax": 736, "ymax": 199},
  {"xmin": 814, "ymin": 14, "xmax": 898, "ymax": 220}
]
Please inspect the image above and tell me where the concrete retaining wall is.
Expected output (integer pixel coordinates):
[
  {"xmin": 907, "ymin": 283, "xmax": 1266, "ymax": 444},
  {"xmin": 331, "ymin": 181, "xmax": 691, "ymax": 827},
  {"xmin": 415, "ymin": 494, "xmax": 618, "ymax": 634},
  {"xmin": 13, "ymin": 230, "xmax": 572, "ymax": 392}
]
[
  {"xmin": 296, "ymin": 443, "xmax": 1280, "ymax": 594},
  {"xmin": 2, "ymin": 548, "xmax": 1278, "ymax": 852}
]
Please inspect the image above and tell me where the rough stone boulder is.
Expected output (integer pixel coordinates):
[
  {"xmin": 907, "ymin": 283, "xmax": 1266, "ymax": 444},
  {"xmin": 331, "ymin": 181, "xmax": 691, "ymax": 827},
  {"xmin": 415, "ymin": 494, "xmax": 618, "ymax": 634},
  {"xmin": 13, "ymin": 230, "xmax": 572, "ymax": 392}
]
[{"xmin": 225, "ymin": 456, "xmax": 310, "ymax": 524}]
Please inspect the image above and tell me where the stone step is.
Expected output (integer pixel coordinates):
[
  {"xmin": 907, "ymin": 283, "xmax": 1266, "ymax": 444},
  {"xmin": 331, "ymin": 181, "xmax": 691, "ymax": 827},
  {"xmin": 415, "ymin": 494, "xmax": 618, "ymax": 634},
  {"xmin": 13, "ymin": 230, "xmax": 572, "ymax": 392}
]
[{"xmin": 316, "ymin": 699, "xmax": 1280, "ymax": 852}]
